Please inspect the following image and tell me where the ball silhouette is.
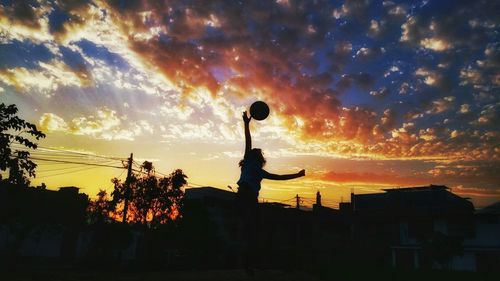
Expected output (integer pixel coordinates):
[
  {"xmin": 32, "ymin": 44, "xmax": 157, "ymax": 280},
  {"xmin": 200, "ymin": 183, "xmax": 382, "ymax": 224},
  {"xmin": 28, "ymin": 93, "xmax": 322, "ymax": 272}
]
[{"xmin": 250, "ymin": 101, "xmax": 270, "ymax": 121}]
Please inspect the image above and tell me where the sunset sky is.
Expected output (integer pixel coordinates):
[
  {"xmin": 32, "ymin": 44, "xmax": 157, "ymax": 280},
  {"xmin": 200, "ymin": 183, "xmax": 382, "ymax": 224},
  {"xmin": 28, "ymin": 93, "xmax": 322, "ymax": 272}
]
[{"xmin": 1, "ymin": 0, "xmax": 499, "ymax": 208}]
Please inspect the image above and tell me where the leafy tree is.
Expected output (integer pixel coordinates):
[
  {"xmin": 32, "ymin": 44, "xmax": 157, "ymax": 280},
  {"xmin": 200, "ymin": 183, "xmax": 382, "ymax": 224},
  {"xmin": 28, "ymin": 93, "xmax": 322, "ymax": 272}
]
[
  {"xmin": 111, "ymin": 162, "xmax": 187, "ymax": 228},
  {"xmin": 87, "ymin": 189, "xmax": 114, "ymax": 224},
  {"xmin": 0, "ymin": 103, "xmax": 45, "ymax": 186}
]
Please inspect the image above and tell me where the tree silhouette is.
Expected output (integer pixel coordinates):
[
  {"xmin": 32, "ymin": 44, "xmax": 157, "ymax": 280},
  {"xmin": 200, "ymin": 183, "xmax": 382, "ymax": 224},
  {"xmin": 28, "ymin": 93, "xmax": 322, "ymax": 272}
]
[
  {"xmin": 0, "ymin": 103, "xmax": 45, "ymax": 186},
  {"xmin": 111, "ymin": 162, "xmax": 187, "ymax": 228},
  {"xmin": 87, "ymin": 189, "xmax": 114, "ymax": 225}
]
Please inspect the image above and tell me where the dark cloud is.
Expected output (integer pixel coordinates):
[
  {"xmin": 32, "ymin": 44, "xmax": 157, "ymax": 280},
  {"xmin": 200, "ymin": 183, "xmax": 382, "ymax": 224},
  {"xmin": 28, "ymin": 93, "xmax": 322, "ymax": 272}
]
[
  {"xmin": 336, "ymin": 73, "xmax": 374, "ymax": 92},
  {"xmin": 1, "ymin": 0, "xmax": 40, "ymax": 29},
  {"xmin": 327, "ymin": 41, "xmax": 353, "ymax": 73},
  {"xmin": 400, "ymin": 1, "xmax": 499, "ymax": 51}
]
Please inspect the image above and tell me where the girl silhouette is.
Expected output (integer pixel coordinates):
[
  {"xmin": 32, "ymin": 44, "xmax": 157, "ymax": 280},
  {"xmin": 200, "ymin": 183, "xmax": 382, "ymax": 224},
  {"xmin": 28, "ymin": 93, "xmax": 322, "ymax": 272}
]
[
  {"xmin": 237, "ymin": 111, "xmax": 305, "ymax": 273},
  {"xmin": 238, "ymin": 111, "xmax": 305, "ymax": 198}
]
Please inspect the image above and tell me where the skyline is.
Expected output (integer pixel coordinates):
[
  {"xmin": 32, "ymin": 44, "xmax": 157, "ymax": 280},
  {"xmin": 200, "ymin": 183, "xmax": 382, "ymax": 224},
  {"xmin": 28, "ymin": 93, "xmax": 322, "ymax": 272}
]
[{"xmin": 1, "ymin": 0, "xmax": 499, "ymax": 208}]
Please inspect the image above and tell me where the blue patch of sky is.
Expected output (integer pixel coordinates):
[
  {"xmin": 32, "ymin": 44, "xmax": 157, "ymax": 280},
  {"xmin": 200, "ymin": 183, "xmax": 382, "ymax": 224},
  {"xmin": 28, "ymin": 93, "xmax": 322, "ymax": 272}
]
[
  {"xmin": 336, "ymin": 51, "xmax": 388, "ymax": 108},
  {"xmin": 210, "ymin": 66, "xmax": 236, "ymax": 83},
  {"xmin": 246, "ymin": 18, "xmax": 258, "ymax": 35},
  {"xmin": 314, "ymin": 46, "xmax": 333, "ymax": 74},
  {"xmin": 204, "ymin": 25, "xmax": 225, "ymax": 37},
  {"xmin": 0, "ymin": 41, "xmax": 53, "ymax": 68},
  {"xmin": 419, "ymin": 110, "xmax": 459, "ymax": 131},
  {"xmin": 114, "ymin": 0, "xmax": 140, "ymax": 11},
  {"xmin": 418, "ymin": 0, "xmax": 456, "ymax": 18},
  {"xmin": 186, "ymin": 38, "xmax": 198, "ymax": 46},
  {"xmin": 75, "ymin": 39, "xmax": 129, "ymax": 69},
  {"xmin": 158, "ymin": 33, "xmax": 173, "ymax": 45},
  {"xmin": 47, "ymin": 3, "xmax": 70, "ymax": 34},
  {"xmin": 60, "ymin": 46, "xmax": 88, "ymax": 71},
  {"xmin": 0, "ymin": 0, "xmax": 39, "ymax": 7}
]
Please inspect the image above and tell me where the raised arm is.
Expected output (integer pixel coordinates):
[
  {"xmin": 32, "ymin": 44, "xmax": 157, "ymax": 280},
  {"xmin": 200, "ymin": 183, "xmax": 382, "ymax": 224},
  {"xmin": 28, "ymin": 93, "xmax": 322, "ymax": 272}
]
[
  {"xmin": 243, "ymin": 111, "xmax": 252, "ymax": 157},
  {"xmin": 262, "ymin": 169, "xmax": 305, "ymax": 181}
]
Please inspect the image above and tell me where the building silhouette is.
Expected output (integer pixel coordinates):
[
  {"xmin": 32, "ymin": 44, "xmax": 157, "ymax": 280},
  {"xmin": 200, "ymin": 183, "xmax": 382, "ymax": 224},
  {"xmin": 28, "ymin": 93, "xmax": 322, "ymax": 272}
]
[
  {"xmin": 0, "ymin": 183, "xmax": 498, "ymax": 272},
  {"xmin": 0, "ymin": 184, "xmax": 88, "ymax": 260},
  {"xmin": 340, "ymin": 185, "xmax": 500, "ymax": 272}
]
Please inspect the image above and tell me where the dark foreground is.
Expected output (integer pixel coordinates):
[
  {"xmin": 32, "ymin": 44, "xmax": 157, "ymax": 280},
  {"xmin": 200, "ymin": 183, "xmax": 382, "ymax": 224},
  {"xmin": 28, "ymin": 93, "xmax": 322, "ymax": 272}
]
[
  {"xmin": 1, "ymin": 269, "xmax": 315, "ymax": 281},
  {"xmin": 1, "ymin": 267, "xmax": 497, "ymax": 281}
]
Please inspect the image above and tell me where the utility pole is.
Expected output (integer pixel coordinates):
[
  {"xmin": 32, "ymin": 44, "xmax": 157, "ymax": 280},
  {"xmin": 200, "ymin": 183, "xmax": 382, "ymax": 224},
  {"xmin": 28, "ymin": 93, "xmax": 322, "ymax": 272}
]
[
  {"xmin": 295, "ymin": 194, "xmax": 300, "ymax": 209},
  {"xmin": 316, "ymin": 191, "xmax": 321, "ymax": 207},
  {"xmin": 122, "ymin": 153, "xmax": 133, "ymax": 223}
]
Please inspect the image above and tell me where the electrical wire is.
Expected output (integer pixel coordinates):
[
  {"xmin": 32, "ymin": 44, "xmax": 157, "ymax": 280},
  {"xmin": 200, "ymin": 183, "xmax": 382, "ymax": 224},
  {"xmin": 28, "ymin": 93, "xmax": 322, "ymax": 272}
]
[
  {"xmin": 187, "ymin": 181, "xmax": 204, "ymax": 187},
  {"xmin": 10, "ymin": 143, "xmax": 126, "ymax": 161},
  {"xmin": 11, "ymin": 144, "xmax": 177, "ymax": 181},
  {"xmin": 36, "ymin": 160, "xmax": 118, "ymax": 174},
  {"xmin": 27, "ymin": 156, "xmax": 124, "ymax": 169},
  {"xmin": 115, "ymin": 168, "xmax": 126, "ymax": 180},
  {"xmin": 8, "ymin": 152, "xmax": 119, "ymax": 167},
  {"xmin": 25, "ymin": 151, "xmax": 122, "ymax": 163},
  {"xmin": 5, "ymin": 146, "xmax": 138, "ymax": 185},
  {"xmin": 36, "ymin": 164, "xmax": 96, "ymax": 174},
  {"xmin": 36, "ymin": 145, "xmax": 125, "ymax": 161},
  {"xmin": 35, "ymin": 165, "xmax": 106, "ymax": 179}
]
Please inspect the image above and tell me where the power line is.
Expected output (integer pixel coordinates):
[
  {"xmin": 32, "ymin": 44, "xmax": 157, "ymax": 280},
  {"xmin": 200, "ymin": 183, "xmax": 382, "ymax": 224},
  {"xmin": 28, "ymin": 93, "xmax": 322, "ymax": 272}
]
[
  {"xmin": 10, "ymin": 146, "xmax": 179, "ymax": 180},
  {"xmin": 36, "ymin": 145, "xmax": 126, "ymax": 161},
  {"xmin": 36, "ymin": 160, "xmax": 117, "ymax": 174},
  {"xmin": 37, "ymin": 165, "xmax": 97, "ymax": 174},
  {"xmin": 8, "ymin": 147, "xmax": 192, "ymax": 192},
  {"xmin": 27, "ymin": 157, "xmax": 124, "ymax": 169},
  {"xmin": 6, "ymin": 149, "xmax": 178, "ymax": 189},
  {"xmin": 33, "ymin": 161, "xmax": 89, "ymax": 166},
  {"xmin": 156, "ymin": 171, "xmax": 170, "ymax": 177},
  {"xmin": 11, "ymin": 144, "xmax": 126, "ymax": 161},
  {"xmin": 132, "ymin": 168, "xmax": 167, "ymax": 178},
  {"xmin": 130, "ymin": 160, "xmax": 171, "ymax": 178},
  {"xmin": 11, "ymin": 152, "xmax": 124, "ymax": 169},
  {"xmin": 29, "ymin": 155, "xmax": 120, "ymax": 165},
  {"xmin": 26, "ymin": 150, "xmax": 122, "ymax": 162},
  {"xmin": 278, "ymin": 196, "xmax": 298, "ymax": 203},
  {"xmin": 35, "ymin": 165, "xmax": 106, "ymax": 179},
  {"xmin": 260, "ymin": 196, "xmax": 296, "ymax": 203},
  {"xmin": 187, "ymin": 181, "xmax": 204, "ymax": 187},
  {"xmin": 9, "ymin": 152, "xmax": 120, "ymax": 167},
  {"xmin": 115, "ymin": 168, "xmax": 127, "ymax": 180}
]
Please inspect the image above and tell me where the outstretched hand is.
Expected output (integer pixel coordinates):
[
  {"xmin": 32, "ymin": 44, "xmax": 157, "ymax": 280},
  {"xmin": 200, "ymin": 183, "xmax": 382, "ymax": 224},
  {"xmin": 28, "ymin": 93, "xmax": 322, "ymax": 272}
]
[
  {"xmin": 243, "ymin": 111, "xmax": 252, "ymax": 124},
  {"xmin": 298, "ymin": 169, "xmax": 306, "ymax": 177}
]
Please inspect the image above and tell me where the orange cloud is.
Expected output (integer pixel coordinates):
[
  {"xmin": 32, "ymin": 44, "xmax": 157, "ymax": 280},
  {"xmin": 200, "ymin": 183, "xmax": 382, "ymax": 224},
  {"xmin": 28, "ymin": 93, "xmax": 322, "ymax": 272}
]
[
  {"xmin": 319, "ymin": 171, "xmax": 427, "ymax": 186},
  {"xmin": 453, "ymin": 186, "xmax": 500, "ymax": 198}
]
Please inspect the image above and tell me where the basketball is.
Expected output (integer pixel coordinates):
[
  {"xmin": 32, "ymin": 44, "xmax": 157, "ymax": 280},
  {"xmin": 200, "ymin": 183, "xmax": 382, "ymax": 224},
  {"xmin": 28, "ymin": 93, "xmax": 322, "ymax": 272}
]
[{"xmin": 250, "ymin": 101, "xmax": 270, "ymax": 121}]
